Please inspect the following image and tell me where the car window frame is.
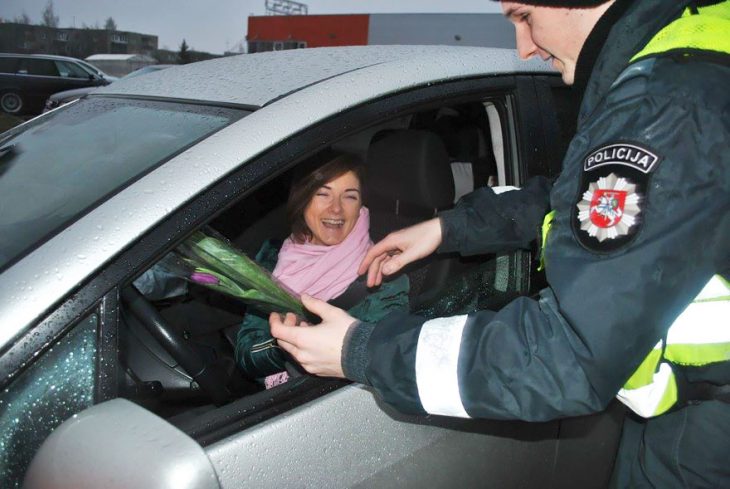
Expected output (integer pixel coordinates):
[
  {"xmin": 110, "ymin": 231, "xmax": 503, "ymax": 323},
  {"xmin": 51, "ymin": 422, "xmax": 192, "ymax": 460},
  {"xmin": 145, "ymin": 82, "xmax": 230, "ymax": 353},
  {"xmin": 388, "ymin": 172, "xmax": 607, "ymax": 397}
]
[
  {"xmin": 75, "ymin": 59, "xmax": 104, "ymax": 77},
  {"xmin": 54, "ymin": 60, "xmax": 90, "ymax": 79},
  {"xmin": 0, "ymin": 73, "xmax": 563, "ymax": 443},
  {"xmin": 17, "ymin": 58, "xmax": 60, "ymax": 77},
  {"xmin": 0, "ymin": 56, "xmax": 19, "ymax": 74}
]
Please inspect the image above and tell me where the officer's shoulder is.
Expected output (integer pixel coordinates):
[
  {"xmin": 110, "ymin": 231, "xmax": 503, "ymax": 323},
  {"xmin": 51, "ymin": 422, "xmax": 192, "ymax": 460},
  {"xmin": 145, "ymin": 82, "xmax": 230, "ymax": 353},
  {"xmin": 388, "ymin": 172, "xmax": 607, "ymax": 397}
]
[{"xmin": 609, "ymin": 53, "xmax": 729, "ymax": 109}]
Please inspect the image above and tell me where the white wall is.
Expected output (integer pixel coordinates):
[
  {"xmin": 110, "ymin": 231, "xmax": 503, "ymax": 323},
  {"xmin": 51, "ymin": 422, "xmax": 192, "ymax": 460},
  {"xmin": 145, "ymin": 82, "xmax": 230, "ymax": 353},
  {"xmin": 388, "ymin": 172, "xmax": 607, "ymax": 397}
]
[{"xmin": 368, "ymin": 14, "xmax": 515, "ymax": 49}]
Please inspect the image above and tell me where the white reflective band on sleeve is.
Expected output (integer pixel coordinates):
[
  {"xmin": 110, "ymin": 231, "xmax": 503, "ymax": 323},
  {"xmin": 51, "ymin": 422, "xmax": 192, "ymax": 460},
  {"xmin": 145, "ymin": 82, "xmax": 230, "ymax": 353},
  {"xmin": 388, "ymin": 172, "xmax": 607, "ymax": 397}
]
[
  {"xmin": 492, "ymin": 185, "xmax": 519, "ymax": 195},
  {"xmin": 616, "ymin": 362, "xmax": 673, "ymax": 418},
  {"xmin": 695, "ymin": 275, "xmax": 730, "ymax": 301},
  {"xmin": 415, "ymin": 315, "xmax": 471, "ymax": 418},
  {"xmin": 668, "ymin": 300, "xmax": 730, "ymax": 345}
]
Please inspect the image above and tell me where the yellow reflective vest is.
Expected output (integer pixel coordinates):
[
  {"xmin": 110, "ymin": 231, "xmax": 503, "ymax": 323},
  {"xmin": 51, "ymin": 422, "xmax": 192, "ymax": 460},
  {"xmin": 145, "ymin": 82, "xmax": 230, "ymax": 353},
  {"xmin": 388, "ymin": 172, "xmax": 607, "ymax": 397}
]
[
  {"xmin": 618, "ymin": 275, "xmax": 730, "ymax": 417},
  {"xmin": 616, "ymin": 1, "xmax": 730, "ymax": 418},
  {"xmin": 541, "ymin": 1, "xmax": 730, "ymax": 418}
]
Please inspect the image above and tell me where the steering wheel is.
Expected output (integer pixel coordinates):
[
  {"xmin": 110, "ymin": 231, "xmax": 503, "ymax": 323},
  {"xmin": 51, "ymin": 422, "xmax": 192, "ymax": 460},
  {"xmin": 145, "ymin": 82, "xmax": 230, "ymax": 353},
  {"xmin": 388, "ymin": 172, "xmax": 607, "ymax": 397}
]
[{"xmin": 121, "ymin": 286, "xmax": 232, "ymax": 406}]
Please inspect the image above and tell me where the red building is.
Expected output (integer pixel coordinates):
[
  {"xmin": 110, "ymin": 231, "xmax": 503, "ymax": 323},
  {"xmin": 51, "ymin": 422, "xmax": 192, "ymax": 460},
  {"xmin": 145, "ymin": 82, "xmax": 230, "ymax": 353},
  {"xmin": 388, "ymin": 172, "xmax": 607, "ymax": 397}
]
[
  {"xmin": 246, "ymin": 14, "xmax": 514, "ymax": 53},
  {"xmin": 247, "ymin": 15, "xmax": 369, "ymax": 52}
]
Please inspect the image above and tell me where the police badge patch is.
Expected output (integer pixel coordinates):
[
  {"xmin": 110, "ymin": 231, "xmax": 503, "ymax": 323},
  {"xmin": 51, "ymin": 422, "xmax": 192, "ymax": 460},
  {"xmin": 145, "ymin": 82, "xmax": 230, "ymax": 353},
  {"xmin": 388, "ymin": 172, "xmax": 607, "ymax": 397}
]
[
  {"xmin": 577, "ymin": 173, "xmax": 640, "ymax": 241},
  {"xmin": 573, "ymin": 142, "xmax": 661, "ymax": 253}
]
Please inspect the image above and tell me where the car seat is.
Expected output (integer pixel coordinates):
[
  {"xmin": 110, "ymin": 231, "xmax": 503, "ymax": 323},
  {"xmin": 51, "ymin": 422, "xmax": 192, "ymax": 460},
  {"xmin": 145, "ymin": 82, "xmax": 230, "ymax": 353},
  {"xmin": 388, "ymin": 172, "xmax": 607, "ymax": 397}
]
[
  {"xmin": 365, "ymin": 129, "xmax": 467, "ymax": 309},
  {"xmin": 432, "ymin": 112, "xmax": 499, "ymax": 201}
]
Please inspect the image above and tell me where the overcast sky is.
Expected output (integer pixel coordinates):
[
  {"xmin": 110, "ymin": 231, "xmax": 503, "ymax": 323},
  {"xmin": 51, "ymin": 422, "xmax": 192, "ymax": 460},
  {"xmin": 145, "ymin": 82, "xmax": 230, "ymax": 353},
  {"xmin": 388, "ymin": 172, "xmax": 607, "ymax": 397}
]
[{"xmin": 0, "ymin": 1, "xmax": 504, "ymax": 54}]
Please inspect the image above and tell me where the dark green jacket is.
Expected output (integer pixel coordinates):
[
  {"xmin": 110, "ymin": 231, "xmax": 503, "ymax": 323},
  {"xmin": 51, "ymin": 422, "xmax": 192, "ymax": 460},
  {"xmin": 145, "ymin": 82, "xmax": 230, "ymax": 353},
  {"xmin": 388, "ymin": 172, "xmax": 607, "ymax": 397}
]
[{"xmin": 235, "ymin": 239, "xmax": 409, "ymax": 379}]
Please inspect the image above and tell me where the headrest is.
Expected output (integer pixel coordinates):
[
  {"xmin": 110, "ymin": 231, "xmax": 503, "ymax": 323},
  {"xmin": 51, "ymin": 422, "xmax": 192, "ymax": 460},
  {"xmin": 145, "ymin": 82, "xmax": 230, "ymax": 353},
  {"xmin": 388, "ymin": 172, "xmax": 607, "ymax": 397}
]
[
  {"xmin": 433, "ymin": 116, "xmax": 481, "ymax": 162},
  {"xmin": 365, "ymin": 130, "xmax": 454, "ymax": 214}
]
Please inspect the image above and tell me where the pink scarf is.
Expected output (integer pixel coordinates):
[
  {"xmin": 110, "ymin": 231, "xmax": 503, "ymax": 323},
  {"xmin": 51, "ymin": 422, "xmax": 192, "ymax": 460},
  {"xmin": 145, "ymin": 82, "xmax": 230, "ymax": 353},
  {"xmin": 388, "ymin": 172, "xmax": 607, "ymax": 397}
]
[{"xmin": 272, "ymin": 207, "xmax": 372, "ymax": 302}]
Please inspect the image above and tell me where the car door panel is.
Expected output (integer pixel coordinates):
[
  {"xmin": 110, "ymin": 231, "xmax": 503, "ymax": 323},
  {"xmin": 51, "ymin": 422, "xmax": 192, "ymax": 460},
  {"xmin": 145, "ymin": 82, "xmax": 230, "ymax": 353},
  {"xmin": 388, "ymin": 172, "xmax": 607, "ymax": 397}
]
[
  {"xmin": 206, "ymin": 384, "xmax": 559, "ymax": 488},
  {"xmin": 524, "ymin": 76, "xmax": 624, "ymax": 487}
]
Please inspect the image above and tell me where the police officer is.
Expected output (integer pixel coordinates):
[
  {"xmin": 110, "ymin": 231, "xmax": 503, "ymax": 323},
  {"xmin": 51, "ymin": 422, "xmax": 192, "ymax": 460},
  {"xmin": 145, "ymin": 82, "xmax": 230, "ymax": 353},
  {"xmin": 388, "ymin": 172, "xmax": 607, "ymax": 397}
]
[{"xmin": 271, "ymin": 0, "xmax": 730, "ymax": 486}]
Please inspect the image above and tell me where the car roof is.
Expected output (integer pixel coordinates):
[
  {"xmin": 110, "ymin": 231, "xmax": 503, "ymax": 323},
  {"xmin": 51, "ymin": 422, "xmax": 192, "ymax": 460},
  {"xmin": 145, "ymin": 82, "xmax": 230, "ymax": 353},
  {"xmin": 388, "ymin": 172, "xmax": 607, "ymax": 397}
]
[
  {"xmin": 0, "ymin": 53, "xmax": 87, "ymax": 63},
  {"xmin": 96, "ymin": 45, "xmax": 551, "ymax": 108},
  {"xmin": 0, "ymin": 45, "xmax": 553, "ymax": 352}
]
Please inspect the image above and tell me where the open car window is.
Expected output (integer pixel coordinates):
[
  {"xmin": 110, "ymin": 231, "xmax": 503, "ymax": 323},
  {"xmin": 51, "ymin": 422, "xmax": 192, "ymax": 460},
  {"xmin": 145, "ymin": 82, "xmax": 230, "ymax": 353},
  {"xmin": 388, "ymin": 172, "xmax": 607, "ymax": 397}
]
[{"xmin": 115, "ymin": 94, "xmax": 528, "ymax": 431}]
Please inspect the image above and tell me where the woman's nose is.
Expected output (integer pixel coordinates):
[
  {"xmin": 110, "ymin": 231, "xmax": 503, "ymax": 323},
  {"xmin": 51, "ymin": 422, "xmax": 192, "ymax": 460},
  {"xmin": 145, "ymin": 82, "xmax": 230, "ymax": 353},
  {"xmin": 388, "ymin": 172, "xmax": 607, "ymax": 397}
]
[{"xmin": 329, "ymin": 198, "xmax": 343, "ymax": 213}]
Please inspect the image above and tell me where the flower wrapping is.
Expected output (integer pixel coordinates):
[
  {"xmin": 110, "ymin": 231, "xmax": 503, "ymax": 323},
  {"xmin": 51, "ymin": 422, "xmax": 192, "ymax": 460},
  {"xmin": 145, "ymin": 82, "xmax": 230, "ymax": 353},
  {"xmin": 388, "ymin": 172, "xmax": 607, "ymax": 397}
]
[{"xmin": 172, "ymin": 230, "xmax": 306, "ymax": 317}]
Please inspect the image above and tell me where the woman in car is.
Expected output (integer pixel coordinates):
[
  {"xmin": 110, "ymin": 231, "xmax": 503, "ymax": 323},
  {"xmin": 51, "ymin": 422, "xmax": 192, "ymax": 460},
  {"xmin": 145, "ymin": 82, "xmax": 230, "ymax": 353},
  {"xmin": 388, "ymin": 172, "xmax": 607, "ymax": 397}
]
[{"xmin": 235, "ymin": 153, "xmax": 409, "ymax": 388}]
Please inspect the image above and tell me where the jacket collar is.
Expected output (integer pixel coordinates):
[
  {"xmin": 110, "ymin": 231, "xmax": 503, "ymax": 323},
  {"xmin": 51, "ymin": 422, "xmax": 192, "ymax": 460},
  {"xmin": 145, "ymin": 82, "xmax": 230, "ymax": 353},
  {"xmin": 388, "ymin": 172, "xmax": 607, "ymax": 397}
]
[{"xmin": 575, "ymin": 0, "xmax": 691, "ymax": 126}]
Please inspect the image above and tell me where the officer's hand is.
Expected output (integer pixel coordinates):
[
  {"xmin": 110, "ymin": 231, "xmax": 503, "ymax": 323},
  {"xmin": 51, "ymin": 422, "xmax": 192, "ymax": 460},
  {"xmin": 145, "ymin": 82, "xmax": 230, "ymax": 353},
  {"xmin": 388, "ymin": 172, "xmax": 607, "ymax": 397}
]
[
  {"xmin": 358, "ymin": 217, "xmax": 443, "ymax": 287},
  {"xmin": 270, "ymin": 295, "xmax": 355, "ymax": 378}
]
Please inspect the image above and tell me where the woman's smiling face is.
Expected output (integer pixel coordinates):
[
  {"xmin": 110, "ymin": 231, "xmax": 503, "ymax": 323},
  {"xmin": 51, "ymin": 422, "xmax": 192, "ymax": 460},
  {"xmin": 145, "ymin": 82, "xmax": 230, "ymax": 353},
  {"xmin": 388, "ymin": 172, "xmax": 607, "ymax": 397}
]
[{"xmin": 304, "ymin": 170, "xmax": 362, "ymax": 246}]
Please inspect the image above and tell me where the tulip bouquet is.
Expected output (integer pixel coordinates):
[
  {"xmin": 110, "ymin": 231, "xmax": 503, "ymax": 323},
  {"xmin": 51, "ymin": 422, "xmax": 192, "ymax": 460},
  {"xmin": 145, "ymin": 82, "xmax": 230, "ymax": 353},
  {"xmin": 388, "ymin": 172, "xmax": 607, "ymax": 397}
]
[{"xmin": 172, "ymin": 230, "xmax": 306, "ymax": 317}]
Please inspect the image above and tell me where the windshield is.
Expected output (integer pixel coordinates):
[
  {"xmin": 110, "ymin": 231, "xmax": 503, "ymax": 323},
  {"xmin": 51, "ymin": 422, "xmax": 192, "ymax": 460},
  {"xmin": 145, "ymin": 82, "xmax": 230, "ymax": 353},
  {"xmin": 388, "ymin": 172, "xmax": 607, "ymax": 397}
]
[{"xmin": 0, "ymin": 97, "xmax": 247, "ymax": 271}]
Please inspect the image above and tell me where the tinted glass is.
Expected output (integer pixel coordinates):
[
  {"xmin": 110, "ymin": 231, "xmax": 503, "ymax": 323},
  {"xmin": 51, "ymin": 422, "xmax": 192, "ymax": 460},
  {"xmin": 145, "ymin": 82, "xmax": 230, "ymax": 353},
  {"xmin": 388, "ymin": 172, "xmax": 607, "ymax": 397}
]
[
  {"xmin": 55, "ymin": 60, "xmax": 89, "ymax": 79},
  {"xmin": 20, "ymin": 59, "xmax": 59, "ymax": 77},
  {"xmin": 76, "ymin": 60, "xmax": 102, "ymax": 76},
  {"xmin": 0, "ymin": 314, "xmax": 98, "ymax": 488},
  {"xmin": 0, "ymin": 57, "xmax": 17, "ymax": 74},
  {"xmin": 0, "ymin": 97, "xmax": 247, "ymax": 271}
]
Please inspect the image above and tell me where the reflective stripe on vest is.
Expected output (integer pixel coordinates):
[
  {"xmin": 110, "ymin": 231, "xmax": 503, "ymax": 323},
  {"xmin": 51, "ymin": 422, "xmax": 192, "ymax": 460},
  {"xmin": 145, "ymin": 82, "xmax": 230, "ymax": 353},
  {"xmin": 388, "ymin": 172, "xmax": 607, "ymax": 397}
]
[
  {"xmin": 631, "ymin": 1, "xmax": 730, "ymax": 63},
  {"xmin": 615, "ymin": 1, "xmax": 730, "ymax": 418},
  {"xmin": 537, "ymin": 6, "xmax": 730, "ymax": 272},
  {"xmin": 538, "ymin": 210, "xmax": 555, "ymax": 272},
  {"xmin": 617, "ymin": 276, "xmax": 730, "ymax": 417}
]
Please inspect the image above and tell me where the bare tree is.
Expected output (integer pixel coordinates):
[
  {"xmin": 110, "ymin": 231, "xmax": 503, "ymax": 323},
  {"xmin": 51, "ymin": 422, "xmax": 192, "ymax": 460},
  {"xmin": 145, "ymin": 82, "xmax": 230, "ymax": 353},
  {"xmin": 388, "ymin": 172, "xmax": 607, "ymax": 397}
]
[
  {"xmin": 14, "ymin": 11, "xmax": 32, "ymax": 24},
  {"xmin": 104, "ymin": 17, "xmax": 117, "ymax": 31},
  {"xmin": 41, "ymin": 0, "xmax": 59, "ymax": 28}
]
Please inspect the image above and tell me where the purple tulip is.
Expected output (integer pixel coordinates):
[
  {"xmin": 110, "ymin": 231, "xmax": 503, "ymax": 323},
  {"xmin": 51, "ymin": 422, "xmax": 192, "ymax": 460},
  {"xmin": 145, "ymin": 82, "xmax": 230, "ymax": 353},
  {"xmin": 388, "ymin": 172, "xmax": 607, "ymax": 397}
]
[{"xmin": 190, "ymin": 271, "xmax": 220, "ymax": 285}]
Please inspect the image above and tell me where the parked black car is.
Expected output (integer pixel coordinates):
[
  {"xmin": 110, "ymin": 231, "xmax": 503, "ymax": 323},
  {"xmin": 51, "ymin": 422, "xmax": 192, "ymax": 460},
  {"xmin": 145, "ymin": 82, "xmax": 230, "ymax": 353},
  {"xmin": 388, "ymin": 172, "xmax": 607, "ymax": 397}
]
[
  {"xmin": 0, "ymin": 53, "xmax": 113, "ymax": 115},
  {"xmin": 43, "ymin": 64, "xmax": 174, "ymax": 112}
]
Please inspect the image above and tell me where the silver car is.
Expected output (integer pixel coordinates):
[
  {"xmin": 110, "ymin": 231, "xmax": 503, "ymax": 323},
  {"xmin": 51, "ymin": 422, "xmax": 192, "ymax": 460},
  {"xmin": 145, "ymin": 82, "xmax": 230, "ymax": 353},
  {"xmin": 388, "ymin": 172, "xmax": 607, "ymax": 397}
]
[{"xmin": 0, "ymin": 46, "xmax": 623, "ymax": 489}]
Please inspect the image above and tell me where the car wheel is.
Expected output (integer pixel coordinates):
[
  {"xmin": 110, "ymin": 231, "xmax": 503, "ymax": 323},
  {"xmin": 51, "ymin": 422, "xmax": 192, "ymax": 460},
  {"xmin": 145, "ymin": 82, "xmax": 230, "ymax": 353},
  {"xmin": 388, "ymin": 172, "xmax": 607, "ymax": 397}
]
[{"xmin": 1, "ymin": 92, "xmax": 24, "ymax": 114}]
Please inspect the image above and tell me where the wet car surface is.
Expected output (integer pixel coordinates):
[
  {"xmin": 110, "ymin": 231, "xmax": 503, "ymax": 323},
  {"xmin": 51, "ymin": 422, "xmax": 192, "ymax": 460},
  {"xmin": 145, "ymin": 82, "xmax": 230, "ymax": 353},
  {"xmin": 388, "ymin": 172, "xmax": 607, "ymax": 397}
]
[{"xmin": 0, "ymin": 46, "xmax": 623, "ymax": 488}]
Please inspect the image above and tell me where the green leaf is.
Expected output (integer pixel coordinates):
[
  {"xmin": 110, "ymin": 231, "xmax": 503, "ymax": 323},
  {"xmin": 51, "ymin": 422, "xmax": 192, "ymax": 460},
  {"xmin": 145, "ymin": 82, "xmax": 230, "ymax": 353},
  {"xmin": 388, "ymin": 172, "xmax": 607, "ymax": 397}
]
[{"xmin": 177, "ymin": 231, "xmax": 305, "ymax": 316}]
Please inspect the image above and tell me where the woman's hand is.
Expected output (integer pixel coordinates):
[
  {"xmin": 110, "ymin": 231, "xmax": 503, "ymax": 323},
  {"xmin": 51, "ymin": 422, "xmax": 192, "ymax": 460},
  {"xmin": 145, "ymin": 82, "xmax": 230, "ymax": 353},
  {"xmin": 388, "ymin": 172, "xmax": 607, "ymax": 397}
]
[
  {"xmin": 270, "ymin": 294, "xmax": 355, "ymax": 378},
  {"xmin": 358, "ymin": 217, "xmax": 443, "ymax": 287}
]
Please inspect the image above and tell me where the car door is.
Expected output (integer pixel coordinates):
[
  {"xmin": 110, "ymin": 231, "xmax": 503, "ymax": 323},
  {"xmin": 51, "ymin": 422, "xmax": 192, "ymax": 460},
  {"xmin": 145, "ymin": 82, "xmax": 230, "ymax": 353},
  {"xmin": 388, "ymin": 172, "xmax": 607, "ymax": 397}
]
[
  {"xmin": 0, "ymin": 56, "xmax": 20, "ymax": 91},
  {"xmin": 16, "ymin": 73, "xmax": 622, "ymax": 488},
  {"xmin": 11, "ymin": 58, "xmax": 99, "ymax": 114},
  {"xmin": 15, "ymin": 58, "xmax": 64, "ymax": 110}
]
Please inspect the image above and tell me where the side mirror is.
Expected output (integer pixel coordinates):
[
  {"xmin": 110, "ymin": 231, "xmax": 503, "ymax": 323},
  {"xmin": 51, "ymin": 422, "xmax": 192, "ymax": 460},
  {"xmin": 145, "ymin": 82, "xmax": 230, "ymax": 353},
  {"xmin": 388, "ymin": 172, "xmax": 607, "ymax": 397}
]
[{"xmin": 24, "ymin": 398, "xmax": 221, "ymax": 489}]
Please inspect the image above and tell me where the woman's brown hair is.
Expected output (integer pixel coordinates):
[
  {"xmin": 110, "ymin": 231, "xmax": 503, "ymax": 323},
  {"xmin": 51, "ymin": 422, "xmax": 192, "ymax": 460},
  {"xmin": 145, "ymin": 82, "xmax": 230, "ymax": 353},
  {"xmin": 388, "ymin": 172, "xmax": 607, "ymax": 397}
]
[{"xmin": 287, "ymin": 152, "xmax": 365, "ymax": 244}]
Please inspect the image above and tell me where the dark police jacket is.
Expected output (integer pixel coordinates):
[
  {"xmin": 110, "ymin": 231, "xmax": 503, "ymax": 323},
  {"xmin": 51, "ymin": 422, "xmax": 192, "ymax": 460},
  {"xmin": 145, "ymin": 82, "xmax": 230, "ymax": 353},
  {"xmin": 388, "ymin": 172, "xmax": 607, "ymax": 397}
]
[{"xmin": 342, "ymin": 0, "xmax": 730, "ymax": 421}]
